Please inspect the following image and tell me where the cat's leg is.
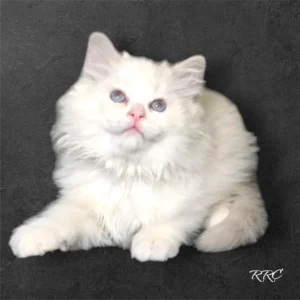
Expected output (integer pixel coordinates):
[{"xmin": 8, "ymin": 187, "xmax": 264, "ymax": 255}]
[
  {"xmin": 9, "ymin": 198, "xmax": 112, "ymax": 258},
  {"xmin": 195, "ymin": 181, "xmax": 268, "ymax": 252},
  {"xmin": 131, "ymin": 217, "xmax": 197, "ymax": 262}
]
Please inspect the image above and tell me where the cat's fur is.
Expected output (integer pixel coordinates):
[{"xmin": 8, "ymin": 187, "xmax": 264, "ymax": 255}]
[{"xmin": 9, "ymin": 32, "xmax": 268, "ymax": 261}]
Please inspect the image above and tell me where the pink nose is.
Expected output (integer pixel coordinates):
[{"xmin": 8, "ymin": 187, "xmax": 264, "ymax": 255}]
[{"xmin": 127, "ymin": 105, "xmax": 145, "ymax": 121}]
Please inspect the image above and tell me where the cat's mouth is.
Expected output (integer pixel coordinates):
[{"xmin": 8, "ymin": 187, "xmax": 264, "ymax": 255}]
[
  {"xmin": 122, "ymin": 125, "xmax": 165, "ymax": 143},
  {"xmin": 105, "ymin": 123, "xmax": 163, "ymax": 142},
  {"xmin": 122, "ymin": 126, "xmax": 143, "ymax": 135},
  {"xmin": 106, "ymin": 125, "xmax": 144, "ymax": 138}
]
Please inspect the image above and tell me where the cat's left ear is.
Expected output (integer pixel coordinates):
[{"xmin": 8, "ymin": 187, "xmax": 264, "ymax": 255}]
[
  {"xmin": 172, "ymin": 55, "xmax": 206, "ymax": 97},
  {"xmin": 82, "ymin": 32, "xmax": 121, "ymax": 80}
]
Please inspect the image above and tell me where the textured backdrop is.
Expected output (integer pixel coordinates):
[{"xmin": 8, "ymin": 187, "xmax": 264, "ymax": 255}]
[{"xmin": 1, "ymin": 1, "xmax": 299, "ymax": 299}]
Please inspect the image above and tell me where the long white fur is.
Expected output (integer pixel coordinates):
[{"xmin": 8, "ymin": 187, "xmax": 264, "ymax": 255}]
[{"xmin": 9, "ymin": 32, "xmax": 268, "ymax": 261}]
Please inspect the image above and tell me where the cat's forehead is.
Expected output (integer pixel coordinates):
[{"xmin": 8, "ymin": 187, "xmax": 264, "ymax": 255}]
[{"xmin": 115, "ymin": 56, "xmax": 172, "ymax": 96}]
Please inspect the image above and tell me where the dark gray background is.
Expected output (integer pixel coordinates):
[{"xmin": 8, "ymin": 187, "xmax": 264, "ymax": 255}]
[{"xmin": 1, "ymin": 1, "xmax": 299, "ymax": 299}]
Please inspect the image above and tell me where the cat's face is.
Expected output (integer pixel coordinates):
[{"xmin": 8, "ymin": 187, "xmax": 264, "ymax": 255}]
[{"xmin": 56, "ymin": 32, "xmax": 206, "ymax": 160}]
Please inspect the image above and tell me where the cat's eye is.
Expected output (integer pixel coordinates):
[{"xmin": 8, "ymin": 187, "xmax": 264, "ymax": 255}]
[
  {"xmin": 110, "ymin": 90, "xmax": 127, "ymax": 103},
  {"xmin": 150, "ymin": 99, "xmax": 166, "ymax": 112}
]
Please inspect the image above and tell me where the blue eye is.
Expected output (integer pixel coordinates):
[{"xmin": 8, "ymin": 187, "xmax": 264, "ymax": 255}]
[
  {"xmin": 110, "ymin": 90, "xmax": 127, "ymax": 103},
  {"xmin": 150, "ymin": 99, "xmax": 166, "ymax": 112}
]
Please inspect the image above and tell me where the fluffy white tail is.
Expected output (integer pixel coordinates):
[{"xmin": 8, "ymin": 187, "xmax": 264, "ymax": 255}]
[{"xmin": 195, "ymin": 182, "xmax": 268, "ymax": 252}]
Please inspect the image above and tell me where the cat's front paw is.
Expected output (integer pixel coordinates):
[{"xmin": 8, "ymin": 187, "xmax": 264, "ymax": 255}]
[
  {"xmin": 131, "ymin": 231, "xmax": 180, "ymax": 262},
  {"xmin": 9, "ymin": 224, "xmax": 62, "ymax": 258}
]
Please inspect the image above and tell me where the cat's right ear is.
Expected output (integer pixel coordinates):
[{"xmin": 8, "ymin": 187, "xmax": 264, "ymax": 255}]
[{"xmin": 82, "ymin": 32, "xmax": 121, "ymax": 80}]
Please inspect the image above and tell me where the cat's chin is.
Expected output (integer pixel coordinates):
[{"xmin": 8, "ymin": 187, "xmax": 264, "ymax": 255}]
[{"xmin": 119, "ymin": 134, "xmax": 145, "ymax": 153}]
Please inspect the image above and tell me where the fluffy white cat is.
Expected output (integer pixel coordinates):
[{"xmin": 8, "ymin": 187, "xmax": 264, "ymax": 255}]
[{"xmin": 9, "ymin": 32, "xmax": 268, "ymax": 261}]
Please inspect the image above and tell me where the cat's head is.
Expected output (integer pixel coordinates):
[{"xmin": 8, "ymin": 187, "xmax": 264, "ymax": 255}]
[{"xmin": 54, "ymin": 32, "xmax": 206, "ymax": 174}]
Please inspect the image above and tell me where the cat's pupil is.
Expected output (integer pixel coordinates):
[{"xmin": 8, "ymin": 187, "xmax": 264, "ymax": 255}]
[{"xmin": 110, "ymin": 90, "xmax": 126, "ymax": 103}]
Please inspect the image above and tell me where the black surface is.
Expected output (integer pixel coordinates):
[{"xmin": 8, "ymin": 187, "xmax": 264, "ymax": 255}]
[{"xmin": 1, "ymin": 1, "xmax": 300, "ymax": 299}]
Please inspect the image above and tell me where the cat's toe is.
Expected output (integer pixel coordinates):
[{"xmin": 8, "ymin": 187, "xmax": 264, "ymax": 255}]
[
  {"xmin": 131, "ymin": 234, "xmax": 179, "ymax": 262},
  {"xmin": 9, "ymin": 225, "xmax": 61, "ymax": 258}
]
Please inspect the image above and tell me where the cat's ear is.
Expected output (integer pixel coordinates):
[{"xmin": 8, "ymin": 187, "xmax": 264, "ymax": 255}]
[
  {"xmin": 82, "ymin": 32, "xmax": 121, "ymax": 80},
  {"xmin": 172, "ymin": 55, "xmax": 206, "ymax": 98}
]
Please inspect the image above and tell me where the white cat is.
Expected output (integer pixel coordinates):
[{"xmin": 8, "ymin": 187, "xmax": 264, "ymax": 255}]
[{"xmin": 9, "ymin": 32, "xmax": 268, "ymax": 261}]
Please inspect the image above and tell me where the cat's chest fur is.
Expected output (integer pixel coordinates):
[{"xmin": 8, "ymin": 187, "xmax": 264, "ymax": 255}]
[{"xmin": 55, "ymin": 161, "xmax": 204, "ymax": 245}]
